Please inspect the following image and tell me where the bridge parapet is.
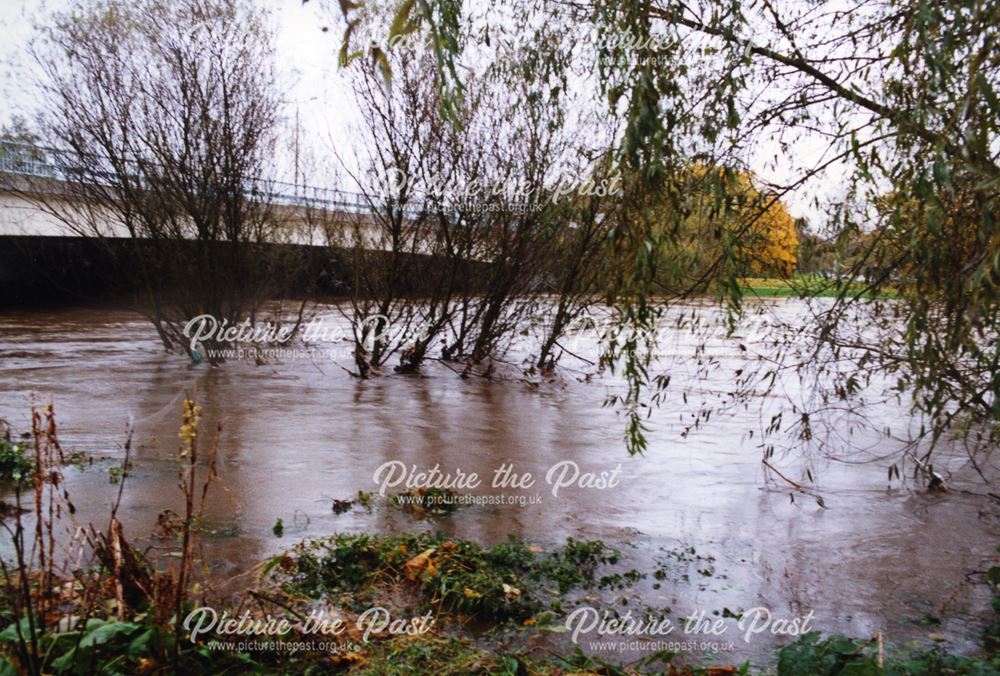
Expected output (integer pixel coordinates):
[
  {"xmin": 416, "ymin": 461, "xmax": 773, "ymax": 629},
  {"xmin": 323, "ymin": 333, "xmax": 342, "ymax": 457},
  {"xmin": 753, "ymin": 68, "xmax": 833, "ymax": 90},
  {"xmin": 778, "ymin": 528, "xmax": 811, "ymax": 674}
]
[{"xmin": 0, "ymin": 140, "xmax": 429, "ymax": 218}]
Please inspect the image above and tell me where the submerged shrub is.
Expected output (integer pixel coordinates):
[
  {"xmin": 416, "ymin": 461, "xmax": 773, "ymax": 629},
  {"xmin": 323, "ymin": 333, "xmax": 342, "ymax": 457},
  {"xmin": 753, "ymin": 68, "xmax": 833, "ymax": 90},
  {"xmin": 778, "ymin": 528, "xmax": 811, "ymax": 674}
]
[
  {"xmin": 0, "ymin": 439, "xmax": 31, "ymax": 482},
  {"xmin": 777, "ymin": 631, "xmax": 1000, "ymax": 676}
]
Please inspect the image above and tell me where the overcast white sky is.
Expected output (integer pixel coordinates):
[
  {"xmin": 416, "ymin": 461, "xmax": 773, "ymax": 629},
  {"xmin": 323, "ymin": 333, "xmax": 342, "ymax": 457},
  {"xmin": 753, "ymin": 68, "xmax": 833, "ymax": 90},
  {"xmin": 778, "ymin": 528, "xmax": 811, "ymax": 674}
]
[
  {"xmin": 0, "ymin": 0, "xmax": 851, "ymax": 226},
  {"xmin": 1, "ymin": 0, "xmax": 354, "ymax": 182}
]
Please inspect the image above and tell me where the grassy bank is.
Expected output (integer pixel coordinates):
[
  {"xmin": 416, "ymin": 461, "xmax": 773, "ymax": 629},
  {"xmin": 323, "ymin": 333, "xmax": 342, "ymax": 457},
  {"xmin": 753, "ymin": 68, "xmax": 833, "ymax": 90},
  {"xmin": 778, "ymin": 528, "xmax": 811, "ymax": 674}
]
[{"xmin": 738, "ymin": 275, "xmax": 894, "ymax": 299}]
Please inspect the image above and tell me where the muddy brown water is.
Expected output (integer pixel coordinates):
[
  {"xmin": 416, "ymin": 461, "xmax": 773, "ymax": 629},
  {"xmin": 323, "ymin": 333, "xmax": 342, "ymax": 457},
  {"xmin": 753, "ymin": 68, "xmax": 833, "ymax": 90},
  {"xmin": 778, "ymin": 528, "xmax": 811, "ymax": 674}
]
[{"xmin": 1, "ymin": 300, "xmax": 998, "ymax": 667}]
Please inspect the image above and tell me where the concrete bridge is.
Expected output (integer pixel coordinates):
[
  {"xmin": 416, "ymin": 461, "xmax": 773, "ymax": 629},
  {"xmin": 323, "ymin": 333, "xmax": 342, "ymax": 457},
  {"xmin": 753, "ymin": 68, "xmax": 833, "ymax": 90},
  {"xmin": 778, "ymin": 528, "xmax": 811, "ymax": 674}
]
[
  {"xmin": 0, "ymin": 142, "xmax": 436, "ymax": 306},
  {"xmin": 0, "ymin": 141, "xmax": 420, "ymax": 245}
]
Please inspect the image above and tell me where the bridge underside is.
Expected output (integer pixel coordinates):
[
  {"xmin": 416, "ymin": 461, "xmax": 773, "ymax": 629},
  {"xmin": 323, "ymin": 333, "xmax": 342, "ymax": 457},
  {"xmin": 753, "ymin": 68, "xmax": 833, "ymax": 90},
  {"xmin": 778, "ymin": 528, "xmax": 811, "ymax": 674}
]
[
  {"xmin": 0, "ymin": 234, "xmax": 461, "ymax": 309},
  {"xmin": 0, "ymin": 180, "xmax": 455, "ymax": 307}
]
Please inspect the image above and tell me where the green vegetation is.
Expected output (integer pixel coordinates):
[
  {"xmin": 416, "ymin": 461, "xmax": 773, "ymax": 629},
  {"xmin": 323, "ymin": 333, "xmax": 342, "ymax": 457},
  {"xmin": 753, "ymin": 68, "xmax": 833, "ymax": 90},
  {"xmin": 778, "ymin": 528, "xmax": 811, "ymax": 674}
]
[
  {"xmin": 274, "ymin": 532, "xmax": 623, "ymax": 622},
  {"xmin": 775, "ymin": 633, "xmax": 1000, "ymax": 676},
  {"xmin": 332, "ymin": 491, "xmax": 375, "ymax": 514},
  {"xmin": 0, "ymin": 617, "xmax": 261, "ymax": 675},
  {"xmin": 4, "ymin": 529, "xmax": 1000, "ymax": 674},
  {"xmin": 350, "ymin": 636, "xmax": 500, "ymax": 675},
  {"xmin": 347, "ymin": 0, "xmax": 1000, "ymax": 459},
  {"xmin": 353, "ymin": 636, "xmax": 681, "ymax": 675},
  {"xmin": 774, "ymin": 557, "xmax": 1000, "ymax": 675},
  {"xmin": 740, "ymin": 275, "xmax": 831, "ymax": 298},
  {"xmin": 0, "ymin": 439, "xmax": 31, "ymax": 483},
  {"xmin": 738, "ymin": 275, "xmax": 894, "ymax": 299},
  {"xmin": 0, "ymin": 530, "xmax": 682, "ymax": 675}
]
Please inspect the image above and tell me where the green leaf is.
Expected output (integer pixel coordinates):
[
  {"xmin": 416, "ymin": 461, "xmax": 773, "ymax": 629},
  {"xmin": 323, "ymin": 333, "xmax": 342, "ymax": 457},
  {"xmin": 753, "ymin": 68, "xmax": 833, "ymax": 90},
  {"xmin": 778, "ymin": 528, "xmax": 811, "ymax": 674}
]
[
  {"xmin": 127, "ymin": 627, "xmax": 157, "ymax": 658},
  {"xmin": 988, "ymin": 566, "xmax": 1000, "ymax": 586},
  {"xmin": 261, "ymin": 555, "xmax": 284, "ymax": 576},
  {"xmin": 372, "ymin": 47, "xmax": 392, "ymax": 85},
  {"xmin": 0, "ymin": 618, "xmax": 35, "ymax": 643},
  {"xmin": 389, "ymin": 0, "xmax": 416, "ymax": 39},
  {"xmin": 79, "ymin": 621, "xmax": 141, "ymax": 648},
  {"xmin": 978, "ymin": 73, "xmax": 1000, "ymax": 116},
  {"xmin": 51, "ymin": 641, "xmax": 91, "ymax": 674}
]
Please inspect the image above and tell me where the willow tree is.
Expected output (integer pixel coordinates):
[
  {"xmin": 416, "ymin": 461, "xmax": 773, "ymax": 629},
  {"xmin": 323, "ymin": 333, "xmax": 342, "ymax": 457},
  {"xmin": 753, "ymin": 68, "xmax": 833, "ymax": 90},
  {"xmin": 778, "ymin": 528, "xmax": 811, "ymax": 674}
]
[
  {"xmin": 23, "ymin": 0, "xmax": 292, "ymax": 363},
  {"xmin": 327, "ymin": 0, "xmax": 999, "ymax": 470}
]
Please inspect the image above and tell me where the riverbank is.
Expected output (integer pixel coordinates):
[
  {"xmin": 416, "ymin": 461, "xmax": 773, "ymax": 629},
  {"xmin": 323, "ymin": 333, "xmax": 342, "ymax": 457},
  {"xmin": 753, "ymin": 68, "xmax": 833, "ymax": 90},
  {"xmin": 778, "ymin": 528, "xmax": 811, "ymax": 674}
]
[
  {"xmin": 3, "ymin": 526, "xmax": 999, "ymax": 674},
  {"xmin": 738, "ymin": 275, "xmax": 894, "ymax": 299}
]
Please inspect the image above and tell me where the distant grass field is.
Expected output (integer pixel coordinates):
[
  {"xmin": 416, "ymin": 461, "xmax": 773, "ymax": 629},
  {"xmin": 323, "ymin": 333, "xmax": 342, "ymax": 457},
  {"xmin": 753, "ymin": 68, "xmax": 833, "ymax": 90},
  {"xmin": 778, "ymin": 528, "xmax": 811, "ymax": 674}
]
[{"xmin": 739, "ymin": 275, "xmax": 893, "ymax": 299}]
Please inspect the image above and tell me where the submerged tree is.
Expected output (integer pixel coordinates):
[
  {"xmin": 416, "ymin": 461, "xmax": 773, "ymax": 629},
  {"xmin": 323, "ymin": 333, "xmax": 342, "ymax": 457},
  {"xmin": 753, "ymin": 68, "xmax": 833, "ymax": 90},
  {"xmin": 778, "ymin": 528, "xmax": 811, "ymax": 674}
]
[
  {"xmin": 330, "ymin": 37, "xmax": 620, "ymax": 378},
  {"xmin": 20, "ymin": 0, "xmax": 294, "ymax": 363},
  {"xmin": 327, "ymin": 0, "xmax": 1000, "ymax": 470}
]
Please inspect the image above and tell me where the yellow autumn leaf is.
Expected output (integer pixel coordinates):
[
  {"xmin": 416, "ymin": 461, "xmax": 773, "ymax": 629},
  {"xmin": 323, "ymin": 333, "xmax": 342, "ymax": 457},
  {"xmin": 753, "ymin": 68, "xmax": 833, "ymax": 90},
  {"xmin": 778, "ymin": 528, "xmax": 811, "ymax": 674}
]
[{"xmin": 404, "ymin": 547, "xmax": 436, "ymax": 581}]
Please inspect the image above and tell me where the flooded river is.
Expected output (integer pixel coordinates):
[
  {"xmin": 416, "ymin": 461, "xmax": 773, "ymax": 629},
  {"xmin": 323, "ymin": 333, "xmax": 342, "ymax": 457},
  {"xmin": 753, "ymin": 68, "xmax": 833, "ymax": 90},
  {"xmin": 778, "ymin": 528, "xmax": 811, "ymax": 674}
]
[{"xmin": 1, "ymin": 300, "xmax": 998, "ymax": 666}]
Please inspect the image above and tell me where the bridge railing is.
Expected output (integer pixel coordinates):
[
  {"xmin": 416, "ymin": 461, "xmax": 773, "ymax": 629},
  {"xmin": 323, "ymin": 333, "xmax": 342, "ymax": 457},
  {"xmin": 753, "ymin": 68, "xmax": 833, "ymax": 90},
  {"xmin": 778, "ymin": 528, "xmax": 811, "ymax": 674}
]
[
  {"xmin": 0, "ymin": 143, "xmax": 59, "ymax": 179},
  {"xmin": 0, "ymin": 141, "xmax": 430, "ymax": 217}
]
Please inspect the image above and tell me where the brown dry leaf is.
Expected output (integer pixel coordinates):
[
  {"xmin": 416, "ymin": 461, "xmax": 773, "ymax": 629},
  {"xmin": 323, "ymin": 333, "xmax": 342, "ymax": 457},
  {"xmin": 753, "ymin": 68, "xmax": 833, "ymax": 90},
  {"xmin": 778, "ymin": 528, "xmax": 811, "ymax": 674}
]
[
  {"xmin": 136, "ymin": 657, "xmax": 159, "ymax": 673},
  {"xmin": 329, "ymin": 651, "xmax": 366, "ymax": 667},
  {"xmin": 405, "ymin": 547, "xmax": 437, "ymax": 581},
  {"xmin": 276, "ymin": 555, "xmax": 296, "ymax": 572}
]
